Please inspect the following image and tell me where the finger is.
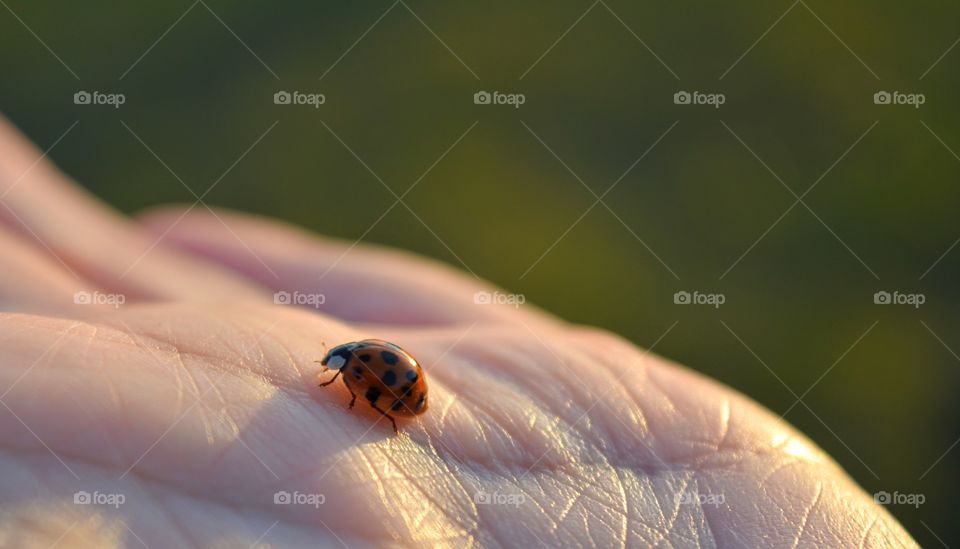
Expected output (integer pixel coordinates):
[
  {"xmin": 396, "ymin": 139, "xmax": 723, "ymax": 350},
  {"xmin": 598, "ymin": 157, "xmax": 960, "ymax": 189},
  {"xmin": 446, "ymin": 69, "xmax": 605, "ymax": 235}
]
[
  {"xmin": 0, "ymin": 307, "xmax": 392, "ymax": 543},
  {"xmin": 0, "ymin": 115, "xmax": 266, "ymax": 303},
  {"xmin": 137, "ymin": 205, "xmax": 556, "ymax": 327},
  {"xmin": 0, "ymin": 229, "xmax": 95, "ymax": 312}
]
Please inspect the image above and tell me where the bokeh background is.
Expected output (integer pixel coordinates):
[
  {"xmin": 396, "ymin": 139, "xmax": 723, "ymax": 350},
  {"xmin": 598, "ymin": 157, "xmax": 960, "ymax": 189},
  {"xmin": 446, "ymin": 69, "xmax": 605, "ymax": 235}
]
[{"xmin": 1, "ymin": 1, "xmax": 958, "ymax": 545}]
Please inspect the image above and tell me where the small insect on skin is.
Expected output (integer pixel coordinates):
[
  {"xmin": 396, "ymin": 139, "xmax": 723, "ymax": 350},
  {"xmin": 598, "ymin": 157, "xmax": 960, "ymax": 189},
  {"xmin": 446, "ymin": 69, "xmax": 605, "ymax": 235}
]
[{"xmin": 316, "ymin": 339, "xmax": 428, "ymax": 434}]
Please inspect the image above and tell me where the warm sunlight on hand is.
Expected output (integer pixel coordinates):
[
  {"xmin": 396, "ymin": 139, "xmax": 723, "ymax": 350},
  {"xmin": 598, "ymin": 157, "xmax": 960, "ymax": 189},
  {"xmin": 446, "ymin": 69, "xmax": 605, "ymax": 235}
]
[{"xmin": 0, "ymin": 117, "xmax": 916, "ymax": 547}]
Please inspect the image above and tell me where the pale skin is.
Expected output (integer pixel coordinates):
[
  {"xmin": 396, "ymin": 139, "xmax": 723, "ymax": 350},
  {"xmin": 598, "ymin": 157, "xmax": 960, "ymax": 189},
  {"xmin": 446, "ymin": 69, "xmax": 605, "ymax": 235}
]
[{"xmin": 0, "ymin": 116, "xmax": 916, "ymax": 547}]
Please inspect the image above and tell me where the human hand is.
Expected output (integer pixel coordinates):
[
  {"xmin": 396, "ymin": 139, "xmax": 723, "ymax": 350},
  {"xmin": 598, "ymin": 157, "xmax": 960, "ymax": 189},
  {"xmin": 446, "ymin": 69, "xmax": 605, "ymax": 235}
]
[{"xmin": 0, "ymin": 117, "xmax": 916, "ymax": 547}]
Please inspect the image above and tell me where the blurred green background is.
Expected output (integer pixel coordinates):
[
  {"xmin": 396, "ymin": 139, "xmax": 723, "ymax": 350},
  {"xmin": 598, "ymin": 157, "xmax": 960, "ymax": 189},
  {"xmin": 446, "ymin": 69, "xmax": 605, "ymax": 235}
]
[{"xmin": 2, "ymin": 1, "xmax": 958, "ymax": 544}]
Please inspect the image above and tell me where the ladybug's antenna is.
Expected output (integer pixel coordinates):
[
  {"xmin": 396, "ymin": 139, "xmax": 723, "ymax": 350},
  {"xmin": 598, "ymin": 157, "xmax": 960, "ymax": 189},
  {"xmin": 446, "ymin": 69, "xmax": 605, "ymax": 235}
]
[{"xmin": 315, "ymin": 340, "xmax": 330, "ymax": 365}]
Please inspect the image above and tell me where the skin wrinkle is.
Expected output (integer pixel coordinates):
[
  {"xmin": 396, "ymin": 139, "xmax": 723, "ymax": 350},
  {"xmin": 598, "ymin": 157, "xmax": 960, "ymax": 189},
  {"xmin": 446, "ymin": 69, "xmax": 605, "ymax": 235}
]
[
  {"xmin": 649, "ymin": 471, "xmax": 695, "ymax": 548},
  {"xmin": 365, "ymin": 442, "xmax": 479, "ymax": 546},
  {"xmin": 553, "ymin": 486, "xmax": 587, "ymax": 532},
  {"xmin": 578, "ymin": 496, "xmax": 625, "ymax": 546},
  {"xmin": 0, "ymin": 446, "xmax": 342, "ymax": 541},
  {"xmin": 568, "ymin": 349, "xmax": 662, "ymax": 460},
  {"xmin": 789, "ymin": 481, "xmax": 824, "ymax": 549},
  {"xmin": 437, "ymin": 393, "xmax": 457, "ymax": 432},
  {"xmin": 639, "ymin": 371, "xmax": 686, "ymax": 464},
  {"xmin": 611, "ymin": 465, "xmax": 628, "ymax": 549},
  {"xmin": 442, "ymin": 342, "xmax": 622, "ymax": 468},
  {"xmin": 615, "ymin": 384, "xmax": 672, "ymax": 478},
  {"xmin": 375, "ymin": 449, "xmax": 475, "ymax": 546},
  {"xmin": 0, "ymin": 311, "xmax": 917, "ymax": 546},
  {"xmin": 89, "ymin": 318, "xmax": 301, "ymax": 394},
  {"xmin": 88, "ymin": 328, "xmax": 124, "ymax": 415},
  {"xmin": 349, "ymin": 433, "xmax": 405, "ymax": 542},
  {"xmin": 562, "ymin": 492, "xmax": 623, "ymax": 545},
  {"xmin": 422, "ymin": 367, "xmax": 542, "ymax": 465},
  {"xmin": 759, "ymin": 458, "xmax": 805, "ymax": 487},
  {"xmin": 418, "ymin": 422, "xmax": 480, "ymax": 529},
  {"xmin": 5, "ymin": 360, "xmax": 304, "ymax": 514},
  {"xmin": 695, "ymin": 481, "xmax": 721, "ymax": 549},
  {"xmin": 612, "ymin": 473, "xmax": 659, "ymax": 547},
  {"xmin": 274, "ymin": 334, "xmax": 305, "ymax": 382},
  {"xmin": 126, "ymin": 465, "xmax": 198, "ymax": 548},
  {"xmin": 636, "ymin": 472, "xmax": 671, "ymax": 543},
  {"xmin": 533, "ymin": 476, "xmax": 625, "ymax": 546},
  {"xmin": 103, "ymin": 365, "xmax": 136, "ymax": 474},
  {"xmin": 194, "ymin": 367, "xmax": 224, "ymax": 447},
  {"xmin": 162, "ymin": 330, "xmax": 188, "ymax": 413},
  {"xmin": 692, "ymin": 471, "xmax": 728, "ymax": 549},
  {"xmin": 859, "ymin": 514, "xmax": 880, "ymax": 549},
  {"xmin": 512, "ymin": 481, "xmax": 559, "ymax": 533},
  {"xmin": 414, "ymin": 383, "xmax": 498, "ymax": 461},
  {"xmin": 546, "ymin": 469, "xmax": 630, "ymax": 527}
]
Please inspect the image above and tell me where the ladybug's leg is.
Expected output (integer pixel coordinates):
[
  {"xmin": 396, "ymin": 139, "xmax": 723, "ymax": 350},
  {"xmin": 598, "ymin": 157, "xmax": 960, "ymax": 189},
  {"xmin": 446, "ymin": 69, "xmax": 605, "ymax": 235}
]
[
  {"xmin": 370, "ymin": 403, "xmax": 399, "ymax": 434},
  {"xmin": 318, "ymin": 369, "xmax": 342, "ymax": 387},
  {"xmin": 347, "ymin": 389, "xmax": 357, "ymax": 410}
]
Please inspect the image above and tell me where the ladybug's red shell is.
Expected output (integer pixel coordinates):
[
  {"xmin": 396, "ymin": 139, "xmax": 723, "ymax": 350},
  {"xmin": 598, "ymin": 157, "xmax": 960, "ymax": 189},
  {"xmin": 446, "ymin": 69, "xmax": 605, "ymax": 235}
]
[{"xmin": 320, "ymin": 339, "xmax": 428, "ymax": 417}]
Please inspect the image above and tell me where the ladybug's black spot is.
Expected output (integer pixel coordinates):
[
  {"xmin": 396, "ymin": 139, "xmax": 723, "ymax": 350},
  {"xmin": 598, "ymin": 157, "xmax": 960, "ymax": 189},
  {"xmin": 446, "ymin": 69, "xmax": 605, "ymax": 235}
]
[
  {"xmin": 391, "ymin": 399, "xmax": 405, "ymax": 411},
  {"xmin": 381, "ymin": 351, "xmax": 399, "ymax": 365},
  {"xmin": 401, "ymin": 385, "xmax": 414, "ymax": 398},
  {"xmin": 381, "ymin": 370, "xmax": 397, "ymax": 386},
  {"xmin": 415, "ymin": 393, "xmax": 426, "ymax": 411},
  {"xmin": 365, "ymin": 387, "xmax": 381, "ymax": 403},
  {"xmin": 359, "ymin": 354, "xmax": 371, "ymax": 363},
  {"xmin": 406, "ymin": 370, "xmax": 418, "ymax": 383},
  {"xmin": 351, "ymin": 367, "xmax": 363, "ymax": 380}
]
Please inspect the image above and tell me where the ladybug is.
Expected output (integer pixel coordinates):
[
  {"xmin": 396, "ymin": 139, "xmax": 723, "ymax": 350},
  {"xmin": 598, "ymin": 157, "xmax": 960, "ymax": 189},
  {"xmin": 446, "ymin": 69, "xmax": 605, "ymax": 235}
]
[{"xmin": 317, "ymin": 339, "xmax": 428, "ymax": 433}]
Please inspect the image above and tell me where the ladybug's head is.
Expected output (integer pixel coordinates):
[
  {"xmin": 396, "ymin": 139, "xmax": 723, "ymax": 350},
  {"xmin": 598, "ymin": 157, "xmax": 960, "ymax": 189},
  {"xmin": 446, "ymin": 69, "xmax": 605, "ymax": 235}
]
[{"xmin": 320, "ymin": 341, "xmax": 364, "ymax": 370}]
